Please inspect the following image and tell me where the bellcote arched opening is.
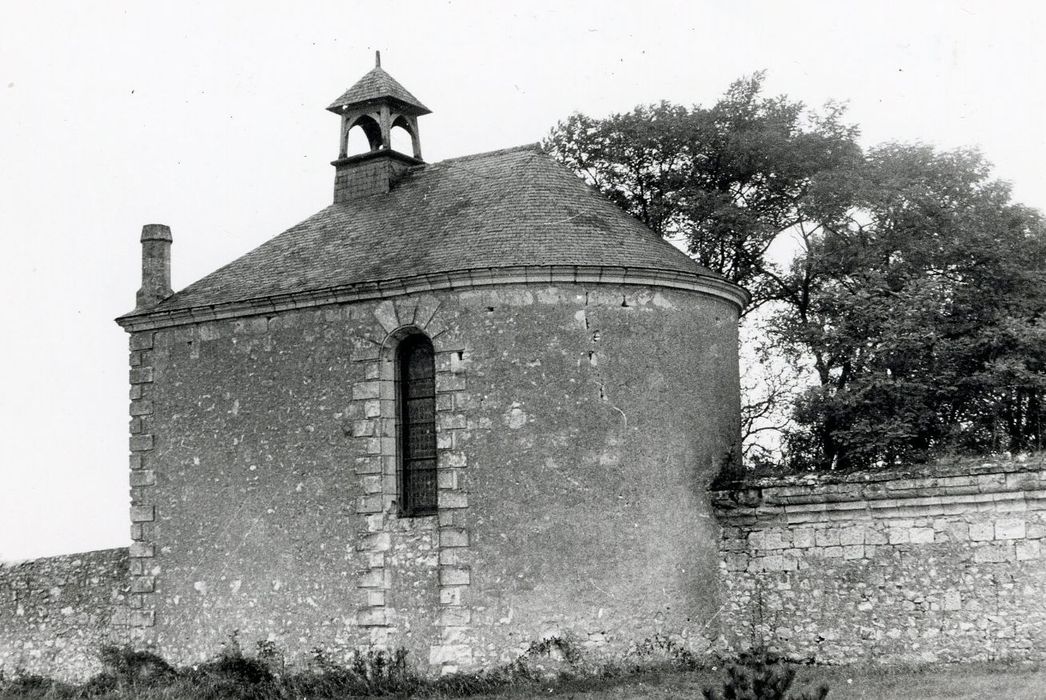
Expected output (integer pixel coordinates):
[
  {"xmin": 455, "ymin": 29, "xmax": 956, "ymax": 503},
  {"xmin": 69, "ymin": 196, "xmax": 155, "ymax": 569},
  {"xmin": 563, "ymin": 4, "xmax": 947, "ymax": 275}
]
[
  {"xmin": 345, "ymin": 114, "xmax": 384, "ymax": 156},
  {"xmin": 390, "ymin": 115, "xmax": 419, "ymax": 157}
]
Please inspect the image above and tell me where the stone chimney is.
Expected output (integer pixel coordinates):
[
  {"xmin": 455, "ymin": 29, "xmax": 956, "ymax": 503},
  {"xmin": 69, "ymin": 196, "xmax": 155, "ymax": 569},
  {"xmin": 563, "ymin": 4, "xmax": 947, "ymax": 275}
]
[
  {"xmin": 136, "ymin": 223, "xmax": 173, "ymax": 309},
  {"xmin": 327, "ymin": 54, "xmax": 430, "ymax": 203}
]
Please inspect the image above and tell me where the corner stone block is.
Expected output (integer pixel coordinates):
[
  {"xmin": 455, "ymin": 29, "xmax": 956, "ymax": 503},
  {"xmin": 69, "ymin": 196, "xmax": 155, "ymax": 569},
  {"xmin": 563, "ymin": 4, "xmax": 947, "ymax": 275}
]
[
  {"xmin": 440, "ymin": 528, "xmax": 469, "ymax": 548},
  {"xmin": 909, "ymin": 527, "xmax": 935, "ymax": 544},
  {"xmin": 352, "ymin": 382, "xmax": 380, "ymax": 401},
  {"xmin": 1016, "ymin": 540, "xmax": 1041, "ymax": 560},
  {"xmin": 761, "ymin": 554, "xmax": 797, "ymax": 571},
  {"xmin": 130, "ymin": 505, "xmax": 155, "ymax": 523},
  {"xmin": 129, "ymin": 435, "xmax": 154, "ymax": 452},
  {"xmin": 969, "ymin": 522, "xmax": 995, "ymax": 541},
  {"xmin": 127, "ymin": 610, "xmax": 155, "ymax": 627},
  {"xmin": 357, "ymin": 495, "xmax": 384, "ymax": 514},
  {"xmin": 358, "ymin": 569, "xmax": 387, "ymax": 589},
  {"xmin": 354, "ymin": 456, "xmax": 382, "ymax": 475},
  {"xmin": 129, "ymin": 542, "xmax": 154, "ymax": 558},
  {"xmin": 842, "ymin": 545, "xmax": 864, "ymax": 560},
  {"xmin": 439, "ymin": 548, "xmax": 468, "ymax": 566},
  {"xmin": 129, "ymin": 367, "xmax": 154, "ymax": 384},
  {"xmin": 793, "ymin": 529, "xmax": 815, "ymax": 548},
  {"xmin": 129, "ymin": 470, "xmax": 156, "ymax": 487},
  {"xmin": 864, "ymin": 527, "xmax": 888, "ymax": 545},
  {"xmin": 944, "ymin": 522, "xmax": 970, "ymax": 542},
  {"xmin": 361, "ymin": 475, "xmax": 382, "ymax": 494},
  {"xmin": 429, "ymin": 644, "xmax": 473, "ymax": 666},
  {"xmin": 839, "ymin": 526, "xmax": 865, "ymax": 546},
  {"xmin": 357, "ymin": 607, "xmax": 389, "ymax": 627},
  {"xmin": 439, "ymin": 491, "xmax": 468, "ymax": 510},
  {"xmin": 440, "ymin": 587, "xmax": 465, "ymax": 606},
  {"xmin": 130, "ymin": 576, "xmax": 155, "ymax": 593},
  {"xmin": 815, "ymin": 529, "xmax": 840, "ymax": 547},
  {"xmin": 973, "ymin": 543, "xmax": 1013, "ymax": 563},
  {"xmin": 440, "ymin": 450, "xmax": 468, "ymax": 468},
  {"xmin": 439, "ymin": 567, "xmax": 471, "ymax": 586},
  {"xmin": 436, "ymin": 374, "xmax": 466, "ymax": 393},
  {"xmin": 352, "ymin": 419, "xmax": 376, "ymax": 437},
  {"xmin": 438, "ymin": 607, "xmax": 471, "ymax": 626},
  {"xmin": 995, "ymin": 519, "xmax": 1026, "ymax": 540},
  {"xmin": 129, "ymin": 333, "xmax": 154, "ymax": 351},
  {"xmin": 359, "ymin": 532, "xmax": 392, "ymax": 552},
  {"xmin": 760, "ymin": 530, "xmax": 787, "ymax": 550},
  {"xmin": 350, "ymin": 344, "xmax": 380, "ymax": 362},
  {"xmin": 438, "ymin": 469, "xmax": 463, "ymax": 491}
]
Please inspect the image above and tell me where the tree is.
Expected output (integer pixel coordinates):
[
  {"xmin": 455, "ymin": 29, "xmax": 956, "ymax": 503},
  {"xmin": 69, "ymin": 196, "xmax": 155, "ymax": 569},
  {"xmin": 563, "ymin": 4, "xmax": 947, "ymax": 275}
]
[
  {"xmin": 544, "ymin": 73, "xmax": 862, "ymax": 309},
  {"xmin": 777, "ymin": 144, "xmax": 1046, "ymax": 469},
  {"xmin": 546, "ymin": 77, "xmax": 1046, "ymax": 472}
]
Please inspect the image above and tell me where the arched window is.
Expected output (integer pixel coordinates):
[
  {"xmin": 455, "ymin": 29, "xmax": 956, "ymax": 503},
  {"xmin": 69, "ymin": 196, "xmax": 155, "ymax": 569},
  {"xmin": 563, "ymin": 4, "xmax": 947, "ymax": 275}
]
[{"xmin": 397, "ymin": 335, "xmax": 437, "ymax": 516}]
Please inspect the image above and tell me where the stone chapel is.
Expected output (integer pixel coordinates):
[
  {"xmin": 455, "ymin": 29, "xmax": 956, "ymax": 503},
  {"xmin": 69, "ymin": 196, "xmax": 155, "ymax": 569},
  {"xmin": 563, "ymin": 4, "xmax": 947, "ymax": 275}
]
[{"xmin": 115, "ymin": 56, "xmax": 749, "ymax": 672}]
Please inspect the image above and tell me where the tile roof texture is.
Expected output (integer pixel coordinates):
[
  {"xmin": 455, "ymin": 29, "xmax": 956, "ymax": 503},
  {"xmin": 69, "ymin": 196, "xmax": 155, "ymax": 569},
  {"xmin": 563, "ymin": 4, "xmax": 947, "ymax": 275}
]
[
  {"xmin": 327, "ymin": 65, "xmax": 430, "ymax": 115},
  {"xmin": 147, "ymin": 145, "xmax": 718, "ymax": 314}
]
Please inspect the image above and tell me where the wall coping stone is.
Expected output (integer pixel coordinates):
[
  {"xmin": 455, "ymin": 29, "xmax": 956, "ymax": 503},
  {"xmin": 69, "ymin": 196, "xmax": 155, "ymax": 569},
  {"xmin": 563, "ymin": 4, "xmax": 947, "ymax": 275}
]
[
  {"xmin": 713, "ymin": 454, "xmax": 1046, "ymax": 521},
  {"xmin": 0, "ymin": 546, "xmax": 128, "ymax": 567}
]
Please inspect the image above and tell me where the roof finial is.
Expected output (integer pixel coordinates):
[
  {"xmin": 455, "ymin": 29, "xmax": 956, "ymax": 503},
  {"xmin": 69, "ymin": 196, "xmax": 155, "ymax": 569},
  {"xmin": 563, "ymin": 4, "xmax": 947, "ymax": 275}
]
[{"xmin": 375, "ymin": 50, "xmax": 381, "ymax": 68}]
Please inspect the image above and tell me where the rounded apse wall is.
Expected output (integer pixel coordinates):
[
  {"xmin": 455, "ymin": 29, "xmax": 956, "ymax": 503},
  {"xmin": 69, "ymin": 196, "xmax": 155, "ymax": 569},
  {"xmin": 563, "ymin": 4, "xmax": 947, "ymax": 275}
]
[{"xmin": 139, "ymin": 280, "xmax": 741, "ymax": 669}]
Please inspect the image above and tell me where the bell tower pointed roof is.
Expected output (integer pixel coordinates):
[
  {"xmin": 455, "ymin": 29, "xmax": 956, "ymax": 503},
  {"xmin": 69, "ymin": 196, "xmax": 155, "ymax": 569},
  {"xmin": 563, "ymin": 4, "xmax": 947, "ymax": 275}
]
[{"xmin": 327, "ymin": 51, "xmax": 431, "ymax": 116}]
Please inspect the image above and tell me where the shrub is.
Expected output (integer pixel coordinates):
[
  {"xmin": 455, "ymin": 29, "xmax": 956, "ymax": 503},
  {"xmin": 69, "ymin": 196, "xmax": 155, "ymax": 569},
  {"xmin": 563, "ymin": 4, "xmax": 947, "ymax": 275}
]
[
  {"xmin": 704, "ymin": 647, "xmax": 828, "ymax": 700},
  {"xmin": 97, "ymin": 644, "xmax": 176, "ymax": 688}
]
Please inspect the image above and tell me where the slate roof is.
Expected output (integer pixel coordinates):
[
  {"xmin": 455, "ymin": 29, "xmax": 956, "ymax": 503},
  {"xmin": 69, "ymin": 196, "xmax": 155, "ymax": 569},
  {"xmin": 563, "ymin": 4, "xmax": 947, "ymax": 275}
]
[
  {"xmin": 143, "ymin": 145, "xmax": 719, "ymax": 314},
  {"xmin": 327, "ymin": 65, "xmax": 431, "ymax": 115}
]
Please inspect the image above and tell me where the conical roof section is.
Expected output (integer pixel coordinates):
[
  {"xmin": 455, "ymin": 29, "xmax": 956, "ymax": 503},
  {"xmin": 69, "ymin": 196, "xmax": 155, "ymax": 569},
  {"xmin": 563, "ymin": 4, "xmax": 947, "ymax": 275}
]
[
  {"xmin": 123, "ymin": 145, "xmax": 747, "ymax": 320},
  {"xmin": 327, "ymin": 57, "xmax": 430, "ymax": 115}
]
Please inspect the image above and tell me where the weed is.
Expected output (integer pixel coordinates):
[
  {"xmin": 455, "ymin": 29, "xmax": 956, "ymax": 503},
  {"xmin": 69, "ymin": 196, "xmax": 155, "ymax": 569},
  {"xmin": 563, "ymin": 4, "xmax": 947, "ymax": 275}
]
[
  {"xmin": 254, "ymin": 639, "xmax": 285, "ymax": 677},
  {"xmin": 704, "ymin": 646, "xmax": 828, "ymax": 700},
  {"xmin": 525, "ymin": 635, "xmax": 582, "ymax": 665},
  {"xmin": 98, "ymin": 644, "xmax": 176, "ymax": 687},
  {"xmin": 626, "ymin": 633, "xmax": 701, "ymax": 670}
]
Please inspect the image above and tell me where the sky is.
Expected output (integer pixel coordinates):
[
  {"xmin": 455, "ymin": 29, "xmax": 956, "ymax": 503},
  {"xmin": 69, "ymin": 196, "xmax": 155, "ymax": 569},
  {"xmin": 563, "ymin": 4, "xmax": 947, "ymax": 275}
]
[{"xmin": 1, "ymin": 1, "xmax": 1044, "ymax": 560}]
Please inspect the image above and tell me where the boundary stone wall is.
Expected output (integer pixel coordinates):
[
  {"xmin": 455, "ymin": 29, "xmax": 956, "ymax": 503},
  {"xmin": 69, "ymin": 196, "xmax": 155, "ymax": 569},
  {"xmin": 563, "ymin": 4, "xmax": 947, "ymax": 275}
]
[
  {"xmin": 713, "ymin": 456, "xmax": 1046, "ymax": 664},
  {"xmin": 0, "ymin": 548, "xmax": 130, "ymax": 680}
]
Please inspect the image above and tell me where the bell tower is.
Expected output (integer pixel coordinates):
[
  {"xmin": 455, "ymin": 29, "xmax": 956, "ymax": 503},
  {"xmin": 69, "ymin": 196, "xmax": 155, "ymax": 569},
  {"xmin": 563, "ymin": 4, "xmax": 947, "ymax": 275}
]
[{"xmin": 328, "ymin": 52, "xmax": 431, "ymax": 203}]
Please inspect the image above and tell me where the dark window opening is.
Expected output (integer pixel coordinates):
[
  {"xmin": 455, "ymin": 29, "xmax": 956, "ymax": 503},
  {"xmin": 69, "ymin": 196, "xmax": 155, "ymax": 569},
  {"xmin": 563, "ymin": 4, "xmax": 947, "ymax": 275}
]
[{"xmin": 397, "ymin": 335, "xmax": 437, "ymax": 516}]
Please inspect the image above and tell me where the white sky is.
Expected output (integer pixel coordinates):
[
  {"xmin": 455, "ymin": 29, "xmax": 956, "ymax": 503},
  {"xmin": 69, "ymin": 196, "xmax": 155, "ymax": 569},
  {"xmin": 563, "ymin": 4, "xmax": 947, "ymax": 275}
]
[{"xmin": 1, "ymin": 1, "xmax": 1044, "ymax": 560}]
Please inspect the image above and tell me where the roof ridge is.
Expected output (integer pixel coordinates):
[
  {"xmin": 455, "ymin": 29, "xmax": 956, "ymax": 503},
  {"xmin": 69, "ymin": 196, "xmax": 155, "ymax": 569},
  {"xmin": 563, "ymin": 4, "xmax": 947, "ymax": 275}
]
[{"xmin": 429, "ymin": 142, "xmax": 542, "ymax": 167}]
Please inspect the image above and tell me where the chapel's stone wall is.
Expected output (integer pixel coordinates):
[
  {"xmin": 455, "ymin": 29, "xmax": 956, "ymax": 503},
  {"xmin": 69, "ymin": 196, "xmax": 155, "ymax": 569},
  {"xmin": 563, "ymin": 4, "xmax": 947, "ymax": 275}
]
[
  {"xmin": 0, "ymin": 548, "xmax": 130, "ymax": 680},
  {"xmin": 137, "ymin": 281, "xmax": 739, "ymax": 672},
  {"xmin": 713, "ymin": 456, "xmax": 1046, "ymax": 664}
]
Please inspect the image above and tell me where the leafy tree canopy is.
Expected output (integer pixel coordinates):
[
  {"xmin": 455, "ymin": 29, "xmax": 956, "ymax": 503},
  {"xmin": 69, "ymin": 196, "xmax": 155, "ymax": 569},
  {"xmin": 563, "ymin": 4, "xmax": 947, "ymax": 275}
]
[
  {"xmin": 545, "ymin": 75, "xmax": 1046, "ymax": 472},
  {"xmin": 545, "ymin": 73, "xmax": 862, "ymax": 308}
]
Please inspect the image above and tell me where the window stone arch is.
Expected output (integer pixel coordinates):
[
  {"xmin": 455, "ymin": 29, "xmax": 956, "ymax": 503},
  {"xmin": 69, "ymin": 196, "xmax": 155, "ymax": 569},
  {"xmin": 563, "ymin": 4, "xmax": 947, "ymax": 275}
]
[{"xmin": 346, "ymin": 298, "xmax": 473, "ymax": 664}]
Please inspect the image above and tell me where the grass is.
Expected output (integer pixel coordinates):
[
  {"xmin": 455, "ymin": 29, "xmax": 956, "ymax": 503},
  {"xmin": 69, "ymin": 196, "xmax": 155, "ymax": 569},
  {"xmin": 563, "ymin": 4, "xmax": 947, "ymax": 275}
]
[
  {"xmin": 487, "ymin": 662, "xmax": 1046, "ymax": 699},
  {"xmin": 0, "ymin": 642, "xmax": 1043, "ymax": 699}
]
